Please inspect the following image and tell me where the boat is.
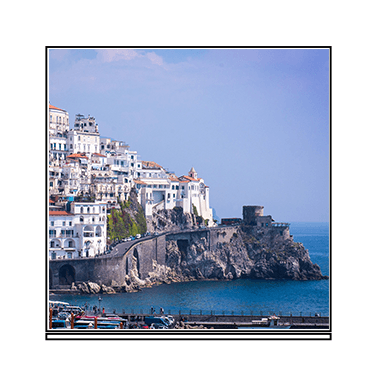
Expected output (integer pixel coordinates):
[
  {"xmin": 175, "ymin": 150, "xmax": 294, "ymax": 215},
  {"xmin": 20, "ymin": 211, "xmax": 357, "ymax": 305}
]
[{"xmin": 238, "ymin": 315, "xmax": 291, "ymax": 330}]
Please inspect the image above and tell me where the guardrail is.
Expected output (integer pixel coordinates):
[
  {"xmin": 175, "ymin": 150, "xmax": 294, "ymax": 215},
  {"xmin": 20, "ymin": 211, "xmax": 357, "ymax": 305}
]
[{"xmin": 271, "ymin": 222, "xmax": 290, "ymax": 227}]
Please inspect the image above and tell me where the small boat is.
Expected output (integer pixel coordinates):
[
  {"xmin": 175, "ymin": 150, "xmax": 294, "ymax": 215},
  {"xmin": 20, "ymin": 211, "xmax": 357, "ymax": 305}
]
[
  {"xmin": 51, "ymin": 318, "xmax": 70, "ymax": 329},
  {"xmin": 238, "ymin": 315, "xmax": 291, "ymax": 330}
]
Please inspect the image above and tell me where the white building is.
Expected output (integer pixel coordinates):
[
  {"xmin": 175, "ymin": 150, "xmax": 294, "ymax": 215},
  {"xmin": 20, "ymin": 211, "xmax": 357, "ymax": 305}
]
[
  {"xmin": 49, "ymin": 104, "xmax": 69, "ymax": 161},
  {"xmin": 49, "ymin": 201, "xmax": 107, "ymax": 259},
  {"xmin": 176, "ymin": 167, "xmax": 213, "ymax": 224},
  {"xmin": 68, "ymin": 114, "xmax": 100, "ymax": 155},
  {"xmin": 135, "ymin": 163, "xmax": 214, "ymax": 225}
]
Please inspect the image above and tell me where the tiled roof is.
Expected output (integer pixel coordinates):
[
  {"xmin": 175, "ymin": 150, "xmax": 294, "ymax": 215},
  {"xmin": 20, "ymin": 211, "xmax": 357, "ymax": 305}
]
[
  {"xmin": 92, "ymin": 153, "xmax": 106, "ymax": 157},
  {"xmin": 67, "ymin": 153, "xmax": 89, "ymax": 160},
  {"xmin": 49, "ymin": 104, "xmax": 65, "ymax": 112},
  {"xmin": 142, "ymin": 161, "xmax": 163, "ymax": 169},
  {"xmin": 134, "ymin": 179, "xmax": 147, "ymax": 185},
  {"xmin": 49, "ymin": 210, "xmax": 73, "ymax": 216},
  {"xmin": 168, "ymin": 174, "xmax": 180, "ymax": 182},
  {"xmin": 180, "ymin": 175, "xmax": 200, "ymax": 182}
]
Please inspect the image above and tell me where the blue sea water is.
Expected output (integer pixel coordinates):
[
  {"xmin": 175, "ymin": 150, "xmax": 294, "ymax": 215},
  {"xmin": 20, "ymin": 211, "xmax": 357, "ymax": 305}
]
[{"xmin": 50, "ymin": 222, "xmax": 330, "ymax": 316}]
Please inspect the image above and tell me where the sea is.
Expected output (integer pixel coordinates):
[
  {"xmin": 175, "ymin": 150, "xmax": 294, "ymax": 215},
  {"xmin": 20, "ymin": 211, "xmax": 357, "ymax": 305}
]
[{"xmin": 49, "ymin": 222, "xmax": 330, "ymax": 317}]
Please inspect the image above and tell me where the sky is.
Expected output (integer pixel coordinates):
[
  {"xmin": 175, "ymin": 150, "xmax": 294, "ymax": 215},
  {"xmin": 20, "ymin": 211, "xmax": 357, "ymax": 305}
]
[{"xmin": 49, "ymin": 48, "xmax": 329, "ymax": 222}]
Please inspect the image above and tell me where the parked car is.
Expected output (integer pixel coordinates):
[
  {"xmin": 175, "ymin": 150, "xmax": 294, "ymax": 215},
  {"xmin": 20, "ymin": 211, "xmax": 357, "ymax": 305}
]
[
  {"xmin": 150, "ymin": 323, "xmax": 168, "ymax": 329},
  {"xmin": 136, "ymin": 234, "xmax": 141, "ymax": 239}
]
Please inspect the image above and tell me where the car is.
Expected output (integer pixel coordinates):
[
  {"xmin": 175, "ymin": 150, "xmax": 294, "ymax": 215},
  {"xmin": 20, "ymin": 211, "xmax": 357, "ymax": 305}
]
[
  {"xmin": 150, "ymin": 323, "xmax": 168, "ymax": 329},
  {"xmin": 153, "ymin": 232, "xmax": 159, "ymax": 236},
  {"xmin": 163, "ymin": 315, "xmax": 175, "ymax": 325},
  {"xmin": 136, "ymin": 234, "xmax": 141, "ymax": 239}
]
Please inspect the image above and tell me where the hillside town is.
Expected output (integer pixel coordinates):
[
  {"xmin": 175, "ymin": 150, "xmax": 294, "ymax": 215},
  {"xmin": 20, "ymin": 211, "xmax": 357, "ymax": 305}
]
[{"xmin": 48, "ymin": 104, "xmax": 214, "ymax": 260}]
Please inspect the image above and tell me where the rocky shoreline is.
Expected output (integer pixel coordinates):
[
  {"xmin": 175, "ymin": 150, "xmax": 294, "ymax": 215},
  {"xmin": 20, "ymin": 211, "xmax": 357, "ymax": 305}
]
[
  {"xmin": 51, "ymin": 222, "xmax": 328, "ymax": 296},
  {"xmin": 50, "ymin": 207, "xmax": 328, "ymax": 295}
]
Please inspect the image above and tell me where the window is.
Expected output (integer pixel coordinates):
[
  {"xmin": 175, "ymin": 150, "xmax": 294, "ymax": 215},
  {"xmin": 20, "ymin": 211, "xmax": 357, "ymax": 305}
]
[
  {"xmin": 62, "ymin": 221, "xmax": 65, "ymax": 226},
  {"xmin": 51, "ymin": 221, "xmax": 54, "ymax": 226}
]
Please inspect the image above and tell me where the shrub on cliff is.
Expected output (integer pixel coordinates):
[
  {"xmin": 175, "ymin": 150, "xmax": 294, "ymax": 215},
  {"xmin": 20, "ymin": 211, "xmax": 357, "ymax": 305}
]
[{"xmin": 107, "ymin": 189, "xmax": 147, "ymax": 242}]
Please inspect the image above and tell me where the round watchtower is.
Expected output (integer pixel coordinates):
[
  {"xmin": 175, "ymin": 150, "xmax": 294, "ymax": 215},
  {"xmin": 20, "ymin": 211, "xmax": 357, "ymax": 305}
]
[{"xmin": 243, "ymin": 205, "xmax": 264, "ymax": 226}]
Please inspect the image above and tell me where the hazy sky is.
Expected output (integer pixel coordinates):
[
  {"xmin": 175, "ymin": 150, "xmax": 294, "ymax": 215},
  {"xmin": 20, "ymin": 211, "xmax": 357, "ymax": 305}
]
[{"xmin": 49, "ymin": 48, "xmax": 329, "ymax": 222}]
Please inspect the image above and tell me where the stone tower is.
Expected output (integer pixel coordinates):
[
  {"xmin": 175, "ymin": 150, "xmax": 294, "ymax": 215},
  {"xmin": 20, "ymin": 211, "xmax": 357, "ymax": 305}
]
[
  {"xmin": 188, "ymin": 167, "xmax": 198, "ymax": 179},
  {"xmin": 242, "ymin": 205, "xmax": 264, "ymax": 226}
]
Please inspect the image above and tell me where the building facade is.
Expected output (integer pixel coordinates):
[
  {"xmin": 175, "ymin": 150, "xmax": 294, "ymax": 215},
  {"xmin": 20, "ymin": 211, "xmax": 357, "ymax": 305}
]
[{"xmin": 49, "ymin": 202, "xmax": 107, "ymax": 260}]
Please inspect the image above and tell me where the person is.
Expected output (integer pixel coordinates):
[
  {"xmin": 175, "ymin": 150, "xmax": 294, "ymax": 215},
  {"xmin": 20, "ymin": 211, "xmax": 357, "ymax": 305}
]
[
  {"xmin": 102, "ymin": 307, "xmax": 105, "ymax": 315},
  {"xmin": 150, "ymin": 306, "xmax": 154, "ymax": 314}
]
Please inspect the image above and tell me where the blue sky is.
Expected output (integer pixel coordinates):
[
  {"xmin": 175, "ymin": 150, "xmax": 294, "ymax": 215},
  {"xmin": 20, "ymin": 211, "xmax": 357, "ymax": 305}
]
[{"xmin": 49, "ymin": 48, "xmax": 329, "ymax": 222}]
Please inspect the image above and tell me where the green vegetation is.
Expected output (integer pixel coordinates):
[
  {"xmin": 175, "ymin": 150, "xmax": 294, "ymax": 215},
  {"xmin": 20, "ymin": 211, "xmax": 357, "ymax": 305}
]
[
  {"xmin": 107, "ymin": 199, "xmax": 147, "ymax": 243},
  {"xmin": 192, "ymin": 204, "xmax": 199, "ymax": 217}
]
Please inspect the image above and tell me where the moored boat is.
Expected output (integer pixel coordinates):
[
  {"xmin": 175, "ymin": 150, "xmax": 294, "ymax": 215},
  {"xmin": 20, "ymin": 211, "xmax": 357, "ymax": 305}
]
[{"xmin": 238, "ymin": 315, "xmax": 291, "ymax": 330}]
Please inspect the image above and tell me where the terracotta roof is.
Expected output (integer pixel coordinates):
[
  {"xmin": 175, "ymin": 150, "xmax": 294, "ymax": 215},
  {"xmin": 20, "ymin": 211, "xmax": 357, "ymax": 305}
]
[
  {"xmin": 168, "ymin": 174, "xmax": 180, "ymax": 182},
  {"xmin": 142, "ymin": 161, "xmax": 163, "ymax": 169},
  {"xmin": 49, "ymin": 210, "xmax": 73, "ymax": 216},
  {"xmin": 134, "ymin": 180, "xmax": 147, "ymax": 185},
  {"xmin": 49, "ymin": 104, "xmax": 65, "ymax": 112},
  {"xmin": 92, "ymin": 153, "xmax": 106, "ymax": 157},
  {"xmin": 67, "ymin": 153, "xmax": 89, "ymax": 160},
  {"xmin": 180, "ymin": 175, "xmax": 200, "ymax": 182}
]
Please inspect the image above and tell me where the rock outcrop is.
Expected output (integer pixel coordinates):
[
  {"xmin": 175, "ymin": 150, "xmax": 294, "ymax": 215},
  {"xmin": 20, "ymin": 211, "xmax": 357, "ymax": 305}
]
[
  {"xmin": 147, "ymin": 206, "xmax": 199, "ymax": 233},
  {"xmin": 143, "ymin": 224, "xmax": 327, "ymax": 284}
]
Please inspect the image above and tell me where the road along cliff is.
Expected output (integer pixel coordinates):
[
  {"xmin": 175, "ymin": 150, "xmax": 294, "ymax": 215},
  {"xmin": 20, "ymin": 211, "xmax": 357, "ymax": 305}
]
[
  {"xmin": 118, "ymin": 222, "xmax": 328, "ymax": 293},
  {"xmin": 52, "ymin": 208, "xmax": 328, "ymax": 294}
]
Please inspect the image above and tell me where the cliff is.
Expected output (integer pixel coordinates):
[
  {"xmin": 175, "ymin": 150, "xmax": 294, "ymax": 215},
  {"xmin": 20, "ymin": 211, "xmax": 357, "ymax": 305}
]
[
  {"xmin": 67, "ymin": 210, "xmax": 327, "ymax": 295},
  {"xmin": 161, "ymin": 225, "xmax": 327, "ymax": 282},
  {"xmin": 147, "ymin": 206, "xmax": 198, "ymax": 233},
  {"xmin": 119, "ymin": 218, "xmax": 327, "ymax": 293}
]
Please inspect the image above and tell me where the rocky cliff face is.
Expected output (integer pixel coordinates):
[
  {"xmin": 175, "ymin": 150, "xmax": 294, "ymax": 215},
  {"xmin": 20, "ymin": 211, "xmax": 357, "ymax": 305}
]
[
  {"xmin": 147, "ymin": 206, "xmax": 198, "ymax": 233},
  {"xmin": 70, "ymin": 213, "xmax": 327, "ymax": 295},
  {"xmin": 161, "ymin": 226, "xmax": 326, "ymax": 282},
  {"xmin": 119, "ymin": 222, "xmax": 327, "ymax": 294}
]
